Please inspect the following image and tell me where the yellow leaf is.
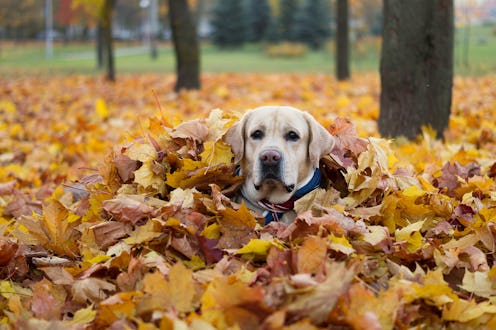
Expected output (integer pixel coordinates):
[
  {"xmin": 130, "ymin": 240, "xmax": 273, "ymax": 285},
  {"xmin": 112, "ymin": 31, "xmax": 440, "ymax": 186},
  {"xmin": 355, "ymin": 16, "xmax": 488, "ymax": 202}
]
[
  {"xmin": 401, "ymin": 185, "xmax": 425, "ymax": 199},
  {"xmin": 336, "ymin": 95, "xmax": 351, "ymax": 108},
  {"xmin": 443, "ymin": 299, "xmax": 496, "ymax": 323},
  {"xmin": 236, "ymin": 239, "xmax": 272, "ymax": 257},
  {"xmin": 0, "ymin": 281, "xmax": 31, "ymax": 299},
  {"xmin": 405, "ymin": 269, "xmax": 456, "ymax": 306},
  {"xmin": 205, "ymin": 108, "xmax": 237, "ymax": 141},
  {"xmin": 69, "ymin": 305, "xmax": 96, "ymax": 326},
  {"xmin": 200, "ymin": 141, "xmax": 234, "ymax": 167},
  {"xmin": 87, "ymin": 254, "xmax": 111, "ymax": 264},
  {"xmin": 124, "ymin": 219, "xmax": 162, "ymax": 245},
  {"xmin": 0, "ymin": 100, "xmax": 16, "ymax": 114},
  {"xmin": 168, "ymin": 187, "xmax": 199, "ymax": 209},
  {"xmin": 134, "ymin": 162, "xmax": 166, "ymax": 195},
  {"xmin": 126, "ymin": 143, "xmax": 158, "ymax": 163},
  {"xmin": 169, "ymin": 262, "xmax": 196, "ymax": 313},
  {"xmin": 143, "ymin": 271, "xmax": 168, "ymax": 295},
  {"xmin": 201, "ymin": 223, "xmax": 221, "ymax": 239},
  {"xmin": 460, "ymin": 271, "xmax": 496, "ymax": 298},
  {"xmin": 95, "ymin": 97, "xmax": 109, "ymax": 120},
  {"xmin": 395, "ymin": 220, "xmax": 425, "ymax": 253},
  {"xmin": 183, "ymin": 255, "xmax": 206, "ymax": 270},
  {"xmin": 329, "ymin": 234, "xmax": 355, "ymax": 255},
  {"xmin": 219, "ymin": 203, "xmax": 257, "ymax": 229},
  {"xmin": 41, "ymin": 200, "xmax": 79, "ymax": 257}
]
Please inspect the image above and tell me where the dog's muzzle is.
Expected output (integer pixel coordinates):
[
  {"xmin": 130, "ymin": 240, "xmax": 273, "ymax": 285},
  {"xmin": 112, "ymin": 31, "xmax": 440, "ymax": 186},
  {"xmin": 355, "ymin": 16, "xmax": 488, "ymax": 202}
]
[{"xmin": 254, "ymin": 149, "xmax": 295, "ymax": 193}]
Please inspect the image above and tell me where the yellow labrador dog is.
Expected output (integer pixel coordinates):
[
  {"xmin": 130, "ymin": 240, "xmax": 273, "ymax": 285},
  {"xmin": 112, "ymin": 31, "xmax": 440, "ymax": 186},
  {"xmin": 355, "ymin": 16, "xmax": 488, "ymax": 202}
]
[{"xmin": 225, "ymin": 106, "xmax": 335, "ymax": 224}]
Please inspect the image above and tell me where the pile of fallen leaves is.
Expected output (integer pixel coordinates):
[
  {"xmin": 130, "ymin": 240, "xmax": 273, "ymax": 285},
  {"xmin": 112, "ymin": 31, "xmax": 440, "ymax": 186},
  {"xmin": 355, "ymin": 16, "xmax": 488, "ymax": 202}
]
[{"xmin": 1, "ymin": 73, "xmax": 496, "ymax": 329}]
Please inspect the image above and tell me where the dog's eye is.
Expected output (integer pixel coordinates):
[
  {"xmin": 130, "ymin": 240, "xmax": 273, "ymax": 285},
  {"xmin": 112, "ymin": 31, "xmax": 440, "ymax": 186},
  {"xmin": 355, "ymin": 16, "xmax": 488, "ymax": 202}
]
[
  {"xmin": 285, "ymin": 131, "xmax": 300, "ymax": 141},
  {"xmin": 251, "ymin": 130, "xmax": 264, "ymax": 140}
]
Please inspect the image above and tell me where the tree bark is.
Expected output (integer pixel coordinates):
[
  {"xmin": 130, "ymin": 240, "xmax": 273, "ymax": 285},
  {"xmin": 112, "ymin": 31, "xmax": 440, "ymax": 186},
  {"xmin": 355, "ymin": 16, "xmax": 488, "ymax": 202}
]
[
  {"xmin": 336, "ymin": 0, "xmax": 350, "ymax": 80},
  {"xmin": 96, "ymin": 23, "xmax": 104, "ymax": 69},
  {"xmin": 102, "ymin": 0, "xmax": 115, "ymax": 82},
  {"xmin": 379, "ymin": 0, "xmax": 454, "ymax": 139},
  {"xmin": 169, "ymin": 0, "xmax": 201, "ymax": 91}
]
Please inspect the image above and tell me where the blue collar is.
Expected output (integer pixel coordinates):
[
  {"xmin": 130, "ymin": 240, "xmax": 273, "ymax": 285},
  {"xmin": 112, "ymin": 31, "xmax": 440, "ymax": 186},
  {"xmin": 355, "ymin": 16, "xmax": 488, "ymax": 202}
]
[{"xmin": 259, "ymin": 168, "xmax": 323, "ymax": 224}]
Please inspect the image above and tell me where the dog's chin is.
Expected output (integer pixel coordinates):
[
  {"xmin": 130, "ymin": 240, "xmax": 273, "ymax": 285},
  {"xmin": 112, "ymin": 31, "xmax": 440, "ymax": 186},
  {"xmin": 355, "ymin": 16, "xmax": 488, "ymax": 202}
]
[{"xmin": 251, "ymin": 177, "xmax": 296, "ymax": 204}]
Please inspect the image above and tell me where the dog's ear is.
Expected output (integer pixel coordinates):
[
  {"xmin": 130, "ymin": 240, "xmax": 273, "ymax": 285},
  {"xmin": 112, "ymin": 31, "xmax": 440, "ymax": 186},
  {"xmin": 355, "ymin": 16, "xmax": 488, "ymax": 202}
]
[
  {"xmin": 224, "ymin": 112, "xmax": 250, "ymax": 164},
  {"xmin": 305, "ymin": 113, "xmax": 335, "ymax": 168}
]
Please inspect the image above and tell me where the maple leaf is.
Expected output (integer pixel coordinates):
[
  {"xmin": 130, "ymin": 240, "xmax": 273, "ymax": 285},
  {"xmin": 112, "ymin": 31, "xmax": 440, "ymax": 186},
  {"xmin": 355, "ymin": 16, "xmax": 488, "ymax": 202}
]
[
  {"xmin": 15, "ymin": 200, "xmax": 80, "ymax": 257},
  {"xmin": 170, "ymin": 119, "xmax": 209, "ymax": 142},
  {"xmin": 134, "ymin": 161, "xmax": 167, "ymax": 195},
  {"xmin": 200, "ymin": 140, "xmax": 234, "ymax": 167},
  {"xmin": 72, "ymin": 278, "xmax": 116, "ymax": 304},
  {"xmin": 434, "ymin": 161, "xmax": 481, "ymax": 197},
  {"xmin": 280, "ymin": 209, "xmax": 367, "ymax": 240},
  {"xmin": 113, "ymin": 154, "xmax": 139, "ymax": 183},
  {"xmin": 102, "ymin": 194, "xmax": 157, "ymax": 224},
  {"xmin": 286, "ymin": 261, "xmax": 358, "ymax": 324},
  {"xmin": 217, "ymin": 203, "xmax": 257, "ymax": 249},
  {"xmin": 168, "ymin": 261, "xmax": 197, "ymax": 313},
  {"xmin": 201, "ymin": 275, "xmax": 267, "ymax": 327},
  {"xmin": 166, "ymin": 162, "xmax": 241, "ymax": 192},
  {"xmin": 294, "ymin": 235, "xmax": 328, "ymax": 277},
  {"xmin": 30, "ymin": 278, "xmax": 66, "ymax": 320},
  {"xmin": 328, "ymin": 117, "xmax": 369, "ymax": 157}
]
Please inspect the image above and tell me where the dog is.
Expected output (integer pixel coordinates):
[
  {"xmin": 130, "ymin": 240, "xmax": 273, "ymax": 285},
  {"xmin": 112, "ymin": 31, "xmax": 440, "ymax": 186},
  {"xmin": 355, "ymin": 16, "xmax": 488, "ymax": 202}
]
[{"xmin": 224, "ymin": 106, "xmax": 335, "ymax": 224}]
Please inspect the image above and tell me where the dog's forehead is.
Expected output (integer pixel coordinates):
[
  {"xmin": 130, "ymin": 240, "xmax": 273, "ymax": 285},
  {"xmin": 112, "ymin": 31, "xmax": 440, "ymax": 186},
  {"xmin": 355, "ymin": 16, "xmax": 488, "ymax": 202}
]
[{"xmin": 246, "ymin": 107, "xmax": 308, "ymax": 132}]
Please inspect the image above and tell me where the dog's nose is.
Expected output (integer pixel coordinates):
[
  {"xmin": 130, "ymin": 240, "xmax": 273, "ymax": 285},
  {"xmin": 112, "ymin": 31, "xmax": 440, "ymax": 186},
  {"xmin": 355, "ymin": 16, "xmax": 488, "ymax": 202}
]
[{"xmin": 260, "ymin": 149, "xmax": 281, "ymax": 166}]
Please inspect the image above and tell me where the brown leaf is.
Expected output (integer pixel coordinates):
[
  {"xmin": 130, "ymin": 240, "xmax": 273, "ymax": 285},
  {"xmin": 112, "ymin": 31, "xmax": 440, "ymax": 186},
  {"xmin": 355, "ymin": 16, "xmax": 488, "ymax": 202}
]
[
  {"xmin": 170, "ymin": 119, "xmax": 209, "ymax": 142},
  {"xmin": 280, "ymin": 209, "xmax": 368, "ymax": 240},
  {"xmin": 0, "ymin": 180, "xmax": 16, "ymax": 195},
  {"xmin": 30, "ymin": 278, "xmax": 66, "ymax": 320},
  {"xmin": 294, "ymin": 236, "xmax": 327, "ymax": 278},
  {"xmin": 434, "ymin": 162, "xmax": 480, "ymax": 196},
  {"xmin": 217, "ymin": 203, "xmax": 257, "ymax": 249},
  {"xmin": 113, "ymin": 154, "xmax": 139, "ymax": 183},
  {"xmin": 286, "ymin": 261, "xmax": 357, "ymax": 324},
  {"xmin": 4, "ymin": 190, "xmax": 41, "ymax": 218},
  {"xmin": 91, "ymin": 221, "xmax": 132, "ymax": 249},
  {"xmin": 102, "ymin": 194, "xmax": 156, "ymax": 224},
  {"xmin": 328, "ymin": 117, "xmax": 369, "ymax": 157},
  {"xmin": 72, "ymin": 278, "xmax": 116, "ymax": 304},
  {"xmin": 0, "ymin": 237, "xmax": 18, "ymax": 266},
  {"xmin": 167, "ymin": 163, "xmax": 242, "ymax": 192}
]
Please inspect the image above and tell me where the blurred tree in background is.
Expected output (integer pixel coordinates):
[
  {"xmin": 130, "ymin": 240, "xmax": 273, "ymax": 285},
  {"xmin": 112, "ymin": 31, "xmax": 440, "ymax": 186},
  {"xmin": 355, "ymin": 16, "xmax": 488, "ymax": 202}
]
[
  {"xmin": 169, "ymin": 0, "xmax": 200, "ymax": 90},
  {"xmin": 246, "ymin": 0, "xmax": 271, "ymax": 42},
  {"xmin": 291, "ymin": 0, "xmax": 331, "ymax": 49},
  {"xmin": 279, "ymin": 0, "xmax": 298, "ymax": 41},
  {"xmin": 209, "ymin": 0, "xmax": 332, "ymax": 49},
  {"xmin": 0, "ymin": 0, "xmax": 43, "ymax": 39},
  {"xmin": 210, "ymin": 0, "xmax": 247, "ymax": 47},
  {"xmin": 336, "ymin": 0, "xmax": 350, "ymax": 80}
]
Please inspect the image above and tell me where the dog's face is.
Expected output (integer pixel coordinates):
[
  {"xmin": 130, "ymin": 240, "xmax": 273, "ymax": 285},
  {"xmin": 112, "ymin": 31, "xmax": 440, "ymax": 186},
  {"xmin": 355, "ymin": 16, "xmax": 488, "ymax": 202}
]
[{"xmin": 225, "ymin": 106, "xmax": 335, "ymax": 204}]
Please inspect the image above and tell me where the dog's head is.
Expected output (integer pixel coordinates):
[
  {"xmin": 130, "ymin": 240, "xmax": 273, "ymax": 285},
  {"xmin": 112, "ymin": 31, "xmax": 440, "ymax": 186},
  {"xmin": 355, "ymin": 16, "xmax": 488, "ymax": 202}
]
[{"xmin": 225, "ymin": 106, "xmax": 335, "ymax": 204}]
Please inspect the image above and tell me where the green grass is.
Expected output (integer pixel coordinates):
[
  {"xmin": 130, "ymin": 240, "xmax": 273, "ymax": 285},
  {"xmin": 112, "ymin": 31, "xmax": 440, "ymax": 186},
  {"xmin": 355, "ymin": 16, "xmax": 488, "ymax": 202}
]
[{"xmin": 0, "ymin": 24, "xmax": 494, "ymax": 76}]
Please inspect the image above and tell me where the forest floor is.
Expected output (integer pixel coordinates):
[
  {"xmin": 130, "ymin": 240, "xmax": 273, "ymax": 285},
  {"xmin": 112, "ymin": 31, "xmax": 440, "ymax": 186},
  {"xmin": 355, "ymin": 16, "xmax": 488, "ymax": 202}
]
[{"xmin": 1, "ymin": 73, "xmax": 496, "ymax": 328}]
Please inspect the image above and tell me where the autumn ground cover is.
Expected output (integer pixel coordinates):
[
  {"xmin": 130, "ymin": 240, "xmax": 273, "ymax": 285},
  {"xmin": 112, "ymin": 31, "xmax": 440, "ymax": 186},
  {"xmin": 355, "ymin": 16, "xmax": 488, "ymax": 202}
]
[{"xmin": 1, "ymin": 73, "xmax": 496, "ymax": 329}]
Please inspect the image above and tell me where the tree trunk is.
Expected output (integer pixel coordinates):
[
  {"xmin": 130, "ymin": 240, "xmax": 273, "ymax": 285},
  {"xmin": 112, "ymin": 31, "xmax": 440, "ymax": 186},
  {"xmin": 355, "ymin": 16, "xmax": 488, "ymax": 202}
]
[
  {"xmin": 96, "ymin": 23, "xmax": 104, "ymax": 69},
  {"xmin": 102, "ymin": 0, "xmax": 115, "ymax": 82},
  {"xmin": 379, "ymin": 0, "xmax": 454, "ymax": 140},
  {"xmin": 169, "ymin": 0, "xmax": 201, "ymax": 91},
  {"xmin": 336, "ymin": 0, "xmax": 350, "ymax": 80}
]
